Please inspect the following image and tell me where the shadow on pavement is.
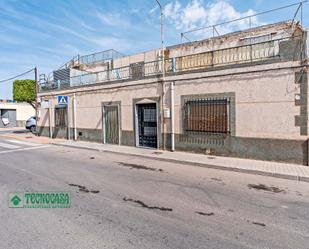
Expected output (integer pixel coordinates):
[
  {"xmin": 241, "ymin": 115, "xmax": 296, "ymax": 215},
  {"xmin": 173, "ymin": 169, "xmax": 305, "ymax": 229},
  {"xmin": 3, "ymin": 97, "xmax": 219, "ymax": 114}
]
[{"xmin": 13, "ymin": 130, "xmax": 29, "ymax": 134}]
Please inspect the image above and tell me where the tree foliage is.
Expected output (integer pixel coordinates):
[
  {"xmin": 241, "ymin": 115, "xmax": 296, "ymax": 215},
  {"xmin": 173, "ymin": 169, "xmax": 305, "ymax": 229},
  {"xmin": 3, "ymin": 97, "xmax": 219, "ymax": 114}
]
[{"xmin": 13, "ymin": 79, "xmax": 36, "ymax": 108}]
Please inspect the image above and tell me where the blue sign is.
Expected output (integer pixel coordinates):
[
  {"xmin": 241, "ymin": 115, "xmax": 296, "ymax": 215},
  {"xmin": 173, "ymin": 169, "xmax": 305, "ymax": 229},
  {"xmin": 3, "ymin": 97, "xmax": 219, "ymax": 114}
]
[{"xmin": 57, "ymin": 95, "xmax": 68, "ymax": 105}]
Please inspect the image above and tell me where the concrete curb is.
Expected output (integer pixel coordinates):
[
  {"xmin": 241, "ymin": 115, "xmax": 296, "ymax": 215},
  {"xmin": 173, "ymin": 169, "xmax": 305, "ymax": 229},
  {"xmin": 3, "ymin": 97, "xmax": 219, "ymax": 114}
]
[{"xmin": 51, "ymin": 142, "xmax": 309, "ymax": 183}]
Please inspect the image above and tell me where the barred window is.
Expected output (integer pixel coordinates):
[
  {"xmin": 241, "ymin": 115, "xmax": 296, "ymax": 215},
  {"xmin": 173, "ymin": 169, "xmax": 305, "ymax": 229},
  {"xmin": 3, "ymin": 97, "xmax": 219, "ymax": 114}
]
[
  {"xmin": 55, "ymin": 106, "xmax": 67, "ymax": 127},
  {"xmin": 184, "ymin": 98, "xmax": 229, "ymax": 134}
]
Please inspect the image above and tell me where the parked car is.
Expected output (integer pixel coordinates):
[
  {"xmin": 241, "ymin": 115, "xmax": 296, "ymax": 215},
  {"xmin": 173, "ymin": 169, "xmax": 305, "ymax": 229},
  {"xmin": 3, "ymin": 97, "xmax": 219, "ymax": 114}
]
[{"xmin": 25, "ymin": 116, "xmax": 36, "ymax": 133}]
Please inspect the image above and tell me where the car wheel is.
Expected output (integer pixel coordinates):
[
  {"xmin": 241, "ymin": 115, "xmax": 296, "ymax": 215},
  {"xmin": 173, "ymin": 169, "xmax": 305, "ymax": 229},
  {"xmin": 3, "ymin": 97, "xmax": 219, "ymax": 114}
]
[{"xmin": 30, "ymin": 126, "xmax": 36, "ymax": 133}]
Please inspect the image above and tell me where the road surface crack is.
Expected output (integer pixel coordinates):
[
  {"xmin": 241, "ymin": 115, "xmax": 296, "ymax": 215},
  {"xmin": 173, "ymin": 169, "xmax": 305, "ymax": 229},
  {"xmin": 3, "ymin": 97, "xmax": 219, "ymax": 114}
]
[
  {"xmin": 252, "ymin": 221, "xmax": 266, "ymax": 227},
  {"xmin": 248, "ymin": 183, "xmax": 285, "ymax": 193},
  {"xmin": 246, "ymin": 219, "xmax": 266, "ymax": 227},
  {"xmin": 117, "ymin": 162, "xmax": 164, "ymax": 172},
  {"xmin": 195, "ymin": 211, "xmax": 214, "ymax": 216},
  {"xmin": 123, "ymin": 197, "xmax": 172, "ymax": 211},
  {"xmin": 68, "ymin": 183, "xmax": 100, "ymax": 194}
]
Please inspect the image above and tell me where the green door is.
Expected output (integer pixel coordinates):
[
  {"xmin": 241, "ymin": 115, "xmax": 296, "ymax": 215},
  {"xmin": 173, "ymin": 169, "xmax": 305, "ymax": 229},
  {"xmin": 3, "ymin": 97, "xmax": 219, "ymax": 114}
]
[{"xmin": 104, "ymin": 106, "xmax": 119, "ymax": 144}]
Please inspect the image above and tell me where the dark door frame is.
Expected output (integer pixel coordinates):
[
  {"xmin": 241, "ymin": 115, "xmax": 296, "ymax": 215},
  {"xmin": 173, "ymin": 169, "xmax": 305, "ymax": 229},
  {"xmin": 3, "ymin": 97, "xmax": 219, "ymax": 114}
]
[{"xmin": 134, "ymin": 101, "xmax": 159, "ymax": 149}]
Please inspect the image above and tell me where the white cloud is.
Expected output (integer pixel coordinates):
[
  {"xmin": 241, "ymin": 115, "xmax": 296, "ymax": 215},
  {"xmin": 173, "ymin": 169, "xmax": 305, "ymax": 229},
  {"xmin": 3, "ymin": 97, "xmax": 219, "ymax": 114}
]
[
  {"xmin": 164, "ymin": 0, "xmax": 263, "ymax": 38},
  {"xmin": 164, "ymin": 1, "xmax": 182, "ymax": 28},
  {"xmin": 182, "ymin": 0, "xmax": 207, "ymax": 29}
]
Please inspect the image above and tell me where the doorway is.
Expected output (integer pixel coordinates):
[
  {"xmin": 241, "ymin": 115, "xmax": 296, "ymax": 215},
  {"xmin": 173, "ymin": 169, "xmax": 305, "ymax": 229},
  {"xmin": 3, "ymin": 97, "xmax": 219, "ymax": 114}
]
[
  {"xmin": 104, "ymin": 105, "xmax": 120, "ymax": 144},
  {"xmin": 54, "ymin": 106, "xmax": 68, "ymax": 139},
  {"xmin": 137, "ymin": 103, "xmax": 157, "ymax": 148}
]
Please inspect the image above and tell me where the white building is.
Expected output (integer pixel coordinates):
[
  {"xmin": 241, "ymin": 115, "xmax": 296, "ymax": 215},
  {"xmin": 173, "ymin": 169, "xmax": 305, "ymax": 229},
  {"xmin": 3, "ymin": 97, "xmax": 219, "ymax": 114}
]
[{"xmin": 0, "ymin": 100, "xmax": 35, "ymax": 128}]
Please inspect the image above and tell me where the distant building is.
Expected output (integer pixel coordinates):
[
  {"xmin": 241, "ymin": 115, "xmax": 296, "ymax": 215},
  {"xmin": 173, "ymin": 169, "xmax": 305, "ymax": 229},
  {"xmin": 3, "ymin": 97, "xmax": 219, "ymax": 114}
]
[
  {"xmin": 0, "ymin": 100, "xmax": 35, "ymax": 128},
  {"xmin": 37, "ymin": 21, "xmax": 308, "ymax": 165}
]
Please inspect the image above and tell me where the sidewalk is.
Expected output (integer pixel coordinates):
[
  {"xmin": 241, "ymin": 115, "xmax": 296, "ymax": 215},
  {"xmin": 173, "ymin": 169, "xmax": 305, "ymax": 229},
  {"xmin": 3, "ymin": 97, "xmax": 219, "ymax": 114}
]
[
  {"xmin": 51, "ymin": 139, "xmax": 309, "ymax": 183},
  {"xmin": 2, "ymin": 131, "xmax": 308, "ymax": 182}
]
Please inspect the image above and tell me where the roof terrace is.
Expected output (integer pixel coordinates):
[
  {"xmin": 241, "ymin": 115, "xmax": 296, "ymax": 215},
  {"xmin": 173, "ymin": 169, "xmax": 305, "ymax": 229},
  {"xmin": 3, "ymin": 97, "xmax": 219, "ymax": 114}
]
[{"xmin": 39, "ymin": 2, "xmax": 307, "ymax": 92}]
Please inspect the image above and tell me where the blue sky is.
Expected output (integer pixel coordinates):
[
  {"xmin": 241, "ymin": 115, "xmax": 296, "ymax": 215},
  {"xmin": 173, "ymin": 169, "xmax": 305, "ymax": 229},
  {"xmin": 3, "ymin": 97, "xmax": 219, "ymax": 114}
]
[{"xmin": 0, "ymin": 0, "xmax": 308, "ymax": 99}]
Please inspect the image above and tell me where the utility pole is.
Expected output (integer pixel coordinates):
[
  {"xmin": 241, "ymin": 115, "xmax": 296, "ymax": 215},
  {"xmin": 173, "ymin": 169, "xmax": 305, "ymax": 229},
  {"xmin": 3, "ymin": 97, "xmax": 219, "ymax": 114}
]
[
  {"xmin": 155, "ymin": 0, "xmax": 165, "ymax": 79},
  {"xmin": 155, "ymin": 0, "xmax": 166, "ymax": 150}
]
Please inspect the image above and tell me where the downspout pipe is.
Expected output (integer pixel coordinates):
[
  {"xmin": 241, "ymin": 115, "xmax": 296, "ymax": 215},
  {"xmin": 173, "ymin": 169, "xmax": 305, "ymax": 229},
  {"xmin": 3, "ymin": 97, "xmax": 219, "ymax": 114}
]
[
  {"xmin": 67, "ymin": 104, "xmax": 70, "ymax": 141},
  {"xmin": 170, "ymin": 81, "xmax": 175, "ymax": 151},
  {"xmin": 49, "ymin": 104, "xmax": 52, "ymax": 139},
  {"xmin": 73, "ymin": 93, "xmax": 77, "ymax": 141}
]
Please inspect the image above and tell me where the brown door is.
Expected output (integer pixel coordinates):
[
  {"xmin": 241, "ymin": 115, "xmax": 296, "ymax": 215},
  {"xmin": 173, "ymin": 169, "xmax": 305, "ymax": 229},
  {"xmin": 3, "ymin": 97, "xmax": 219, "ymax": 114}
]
[{"xmin": 104, "ymin": 106, "xmax": 119, "ymax": 144}]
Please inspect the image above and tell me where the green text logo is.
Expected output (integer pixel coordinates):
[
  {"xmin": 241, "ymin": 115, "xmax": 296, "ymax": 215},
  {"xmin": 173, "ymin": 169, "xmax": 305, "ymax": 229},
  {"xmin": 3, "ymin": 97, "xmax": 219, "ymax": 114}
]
[{"xmin": 9, "ymin": 192, "xmax": 70, "ymax": 208}]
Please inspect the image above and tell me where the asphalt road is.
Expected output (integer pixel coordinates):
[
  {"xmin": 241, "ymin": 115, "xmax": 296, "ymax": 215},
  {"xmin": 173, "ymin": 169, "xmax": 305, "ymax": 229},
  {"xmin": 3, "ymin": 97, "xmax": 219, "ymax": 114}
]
[{"xmin": 0, "ymin": 137, "xmax": 308, "ymax": 249}]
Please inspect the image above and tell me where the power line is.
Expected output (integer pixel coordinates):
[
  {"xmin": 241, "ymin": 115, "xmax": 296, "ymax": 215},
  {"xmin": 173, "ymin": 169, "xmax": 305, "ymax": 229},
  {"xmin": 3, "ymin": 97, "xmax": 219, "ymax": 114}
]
[{"xmin": 0, "ymin": 68, "xmax": 35, "ymax": 84}]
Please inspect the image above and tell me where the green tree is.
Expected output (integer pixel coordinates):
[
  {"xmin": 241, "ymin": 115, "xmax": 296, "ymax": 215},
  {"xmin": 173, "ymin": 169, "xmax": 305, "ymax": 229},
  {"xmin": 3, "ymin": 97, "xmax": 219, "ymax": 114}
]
[{"xmin": 13, "ymin": 79, "xmax": 36, "ymax": 108}]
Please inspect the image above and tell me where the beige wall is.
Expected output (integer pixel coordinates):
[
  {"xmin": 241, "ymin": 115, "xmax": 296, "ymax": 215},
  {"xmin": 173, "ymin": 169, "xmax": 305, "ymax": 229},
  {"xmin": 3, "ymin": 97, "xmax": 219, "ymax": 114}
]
[
  {"xmin": 74, "ymin": 83, "xmax": 161, "ymax": 130},
  {"xmin": 38, "ymin": 61, "xmax": 306, "ymax": 141},
  {"xmin": 39, "ymin": 81, "xmax": 162, "ymax": 131},
  {"xmin": 169, "ymin": 68, "xmax": 300, "ymax": 139}
]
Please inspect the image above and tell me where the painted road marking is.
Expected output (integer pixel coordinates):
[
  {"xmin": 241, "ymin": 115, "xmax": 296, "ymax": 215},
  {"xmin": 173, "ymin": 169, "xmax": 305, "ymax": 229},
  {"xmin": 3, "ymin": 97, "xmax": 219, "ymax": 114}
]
[
  {"xmin": 0, "ymin": 145, "xmax": 51, "ymax": 155},
  {"xmin": 0, "ymin": 142, "xmax": 21, "ymax": 149},
  {"xmin": 5, "ymin": 139, "xmax": 39, "ymax": 147}
]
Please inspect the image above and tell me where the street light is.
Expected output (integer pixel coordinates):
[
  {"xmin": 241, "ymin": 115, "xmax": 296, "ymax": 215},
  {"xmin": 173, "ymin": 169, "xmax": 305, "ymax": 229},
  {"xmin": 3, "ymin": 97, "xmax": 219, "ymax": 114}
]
[{"xmin": 155, "ymin": 0, "xmax": 165, "ymax": 78}]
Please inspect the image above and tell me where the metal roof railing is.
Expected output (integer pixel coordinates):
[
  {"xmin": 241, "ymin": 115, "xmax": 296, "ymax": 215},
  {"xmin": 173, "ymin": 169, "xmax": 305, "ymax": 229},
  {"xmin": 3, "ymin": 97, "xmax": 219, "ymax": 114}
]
[
  {"xmin": 57, "ymin": 49, "xmax": 125, "ymax": 70},
  {"xmin": 39, "ymin": 35, "xmax": 299, "ymax": 92},
  {"xmin": 79, "ymin": 49, "xmax": 124, "ymax": 65},
  {"xmin": 180, "ymin": 1, "xmax": 307, "ymax": 43}
]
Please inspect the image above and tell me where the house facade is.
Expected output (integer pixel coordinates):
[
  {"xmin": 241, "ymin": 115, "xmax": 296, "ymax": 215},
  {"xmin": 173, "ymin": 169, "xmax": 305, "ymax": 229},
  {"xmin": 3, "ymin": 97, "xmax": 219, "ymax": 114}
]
[{"xmin": 37, "ymin": 21, "xmax": 309, "ymax": 165}]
